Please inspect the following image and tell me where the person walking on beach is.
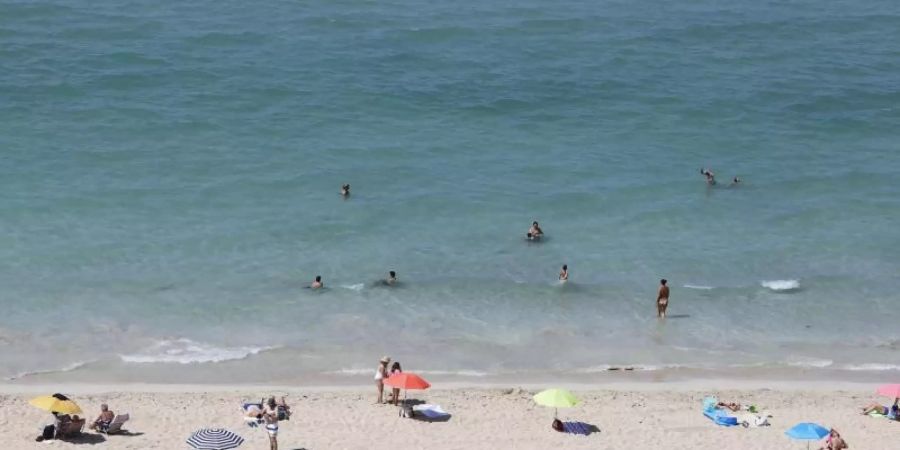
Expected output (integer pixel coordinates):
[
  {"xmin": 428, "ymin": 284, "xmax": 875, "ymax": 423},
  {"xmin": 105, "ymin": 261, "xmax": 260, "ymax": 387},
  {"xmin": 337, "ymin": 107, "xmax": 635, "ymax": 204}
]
[
  {"xmin": 311, "ymin": 275, "xmax": 323, "ymax": 289},
  {"xmin": 374, "ymin": 356, "xmax": 390, "ymax": 404},
  {"xmin": 657, "ymin": 279, "xmax": 670, "ymax": 318},
  {"xmin": 559, "ymin": 264, "xmax": 568, "ymax": 282}
]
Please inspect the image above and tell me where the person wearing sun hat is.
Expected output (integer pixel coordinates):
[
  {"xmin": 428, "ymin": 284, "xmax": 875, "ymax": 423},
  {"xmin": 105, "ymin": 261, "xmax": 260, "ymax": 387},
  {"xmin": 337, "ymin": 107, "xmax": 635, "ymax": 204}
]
[{"xmin": 374, "ymin": 356, "xmax": 391, "ymax": 404}]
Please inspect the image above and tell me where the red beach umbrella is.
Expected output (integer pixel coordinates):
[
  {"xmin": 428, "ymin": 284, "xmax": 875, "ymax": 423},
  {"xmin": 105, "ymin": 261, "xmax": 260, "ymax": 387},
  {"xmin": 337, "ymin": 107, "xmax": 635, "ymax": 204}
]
[
  {"xmin": 876, "ymin": 384, "xmax": 900, "ymax": 399},
  {"xmin": 385, "ymin": 372, "xmax": 431, "ymax": 390}
]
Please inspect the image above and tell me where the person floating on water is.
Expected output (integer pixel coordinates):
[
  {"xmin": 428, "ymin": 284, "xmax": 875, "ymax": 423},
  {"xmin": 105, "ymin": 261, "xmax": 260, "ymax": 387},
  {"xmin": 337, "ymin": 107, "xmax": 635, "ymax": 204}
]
[
  {"xmin": 527, "ymin": 221, "xmax": 544, "ymax": 240},
  {"xmin": 559, "ymin": 264, "xmax": 568, "ymax": 282},
  {"xmin": 385, "ymin": 270, "xmax": 397, "ymax": 286},
  {"xmin": 340, "ymin": 184, "xmax": 350, "ymax": 197},
  {"xmin": 700, "ymin": 168, "xmax": 716, "ymax": 185},
  {"xmin": 657, "ymin": 278, "xmax": 670, "ymax": 318},
  {"xmin": 311, "ymin": 275, "xmax": 323, "ymax": 289},
  {"xmin": 730, "ymin": 176, "xmax": 741, "ymax": 186}
]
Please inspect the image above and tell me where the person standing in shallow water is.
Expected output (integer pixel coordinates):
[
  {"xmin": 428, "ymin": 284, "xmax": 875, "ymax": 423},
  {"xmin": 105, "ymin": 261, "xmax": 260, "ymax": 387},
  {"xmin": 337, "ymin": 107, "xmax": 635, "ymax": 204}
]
[
  {"xmin": 340, "ymin": 184, "xmax": 350, "ymax": 197},
  {"xmin": 310, "ymin": 275, "xmax": 323, "ymax": 289},
  {"xmin": 559, "ymin": 264, "xmax": 568, "ymax": 282},
  {"xmin": 657, "ymin": 279, "xmax": 670, "ymax": 318}
]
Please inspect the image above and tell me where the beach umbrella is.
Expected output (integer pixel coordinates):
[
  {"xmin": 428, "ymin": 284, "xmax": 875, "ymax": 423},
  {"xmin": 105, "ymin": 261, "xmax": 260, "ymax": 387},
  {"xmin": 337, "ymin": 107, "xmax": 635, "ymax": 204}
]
[
  {"xmin": 785, "ymin": 422, "xmax": 829, "ymax": 450},
  {"xmin": 876, "ymin": 384, "xmax": 900, "ymax": 399},
  {"xmin": 29, "ymin": 393, "xmax": 82, "ymax": 415},
  {"xmin": 533, "ymin": 388, "xmax": 579, "ymax": 419},
  {"xmin": 384, "ymin": 372, "xmax": 431, "ymax": 411},
  {"xmin": 186, "ymin": 428, "xmax": 244, "ymax": 450}
]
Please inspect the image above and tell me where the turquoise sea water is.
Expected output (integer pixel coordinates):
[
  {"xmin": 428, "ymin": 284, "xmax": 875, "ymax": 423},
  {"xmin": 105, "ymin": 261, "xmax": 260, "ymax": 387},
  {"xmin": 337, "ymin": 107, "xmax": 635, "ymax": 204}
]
[{"xmin": 2, "ymin": 0, "xmax": 900, "ymax": 383}]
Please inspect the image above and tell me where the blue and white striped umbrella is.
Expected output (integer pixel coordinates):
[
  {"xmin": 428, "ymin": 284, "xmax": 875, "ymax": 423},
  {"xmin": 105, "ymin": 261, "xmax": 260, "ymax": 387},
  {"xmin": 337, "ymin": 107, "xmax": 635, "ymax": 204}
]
[{"xmin": 186, "ymin": 428, "xmax": 244, "ymax": 450}]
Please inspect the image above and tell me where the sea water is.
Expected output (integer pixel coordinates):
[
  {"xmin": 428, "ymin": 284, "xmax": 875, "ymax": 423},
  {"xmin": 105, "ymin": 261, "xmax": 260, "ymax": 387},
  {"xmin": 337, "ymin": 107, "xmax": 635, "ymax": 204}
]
[{"xmin": 2, "ymin": 0, "xmax": 900, "ymax": 384}]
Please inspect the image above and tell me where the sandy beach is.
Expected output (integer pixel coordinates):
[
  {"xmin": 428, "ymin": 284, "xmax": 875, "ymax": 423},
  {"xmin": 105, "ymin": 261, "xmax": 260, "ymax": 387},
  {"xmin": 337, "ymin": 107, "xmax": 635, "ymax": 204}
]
[{"xmin": 2, "ymin": 381, "xmax": 897, "ymax": 449}]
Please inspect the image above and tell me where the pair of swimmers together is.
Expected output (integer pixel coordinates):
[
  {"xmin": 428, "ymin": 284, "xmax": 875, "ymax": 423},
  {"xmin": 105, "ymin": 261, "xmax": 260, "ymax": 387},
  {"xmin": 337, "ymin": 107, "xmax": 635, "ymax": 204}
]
[
  {"xmin": 308, "ymin": 271, "xmax": 398, "ymax": 289},
  {"xmin": 700, "ymin": 168, "xmax": 741, "ymax": 186}
]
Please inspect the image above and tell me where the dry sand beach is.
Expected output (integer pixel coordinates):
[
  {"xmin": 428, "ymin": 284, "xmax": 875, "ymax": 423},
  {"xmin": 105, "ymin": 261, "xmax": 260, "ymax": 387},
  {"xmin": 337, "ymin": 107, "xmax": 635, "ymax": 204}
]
[{"xmin": 2, "ymin": 382, "xmax": 897, "ymax": 449}]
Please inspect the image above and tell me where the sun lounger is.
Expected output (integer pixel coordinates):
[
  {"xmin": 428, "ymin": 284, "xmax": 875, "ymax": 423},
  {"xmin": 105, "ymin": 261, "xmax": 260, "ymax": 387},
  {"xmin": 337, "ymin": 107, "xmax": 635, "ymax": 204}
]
[
  {"xmin": 242, "ymin": 403, "xmax": 263, "ymax": 427},
  {"xmin": 99, "ymin": 414, "xmax": 129, "ymax": 434},
  {"xmin": 562, "ymin": 421, "xmax": 598, "ymax": 435},
  {"xmin": 411, "ymin": 404, "xmax": 451, "ymax": 422}
]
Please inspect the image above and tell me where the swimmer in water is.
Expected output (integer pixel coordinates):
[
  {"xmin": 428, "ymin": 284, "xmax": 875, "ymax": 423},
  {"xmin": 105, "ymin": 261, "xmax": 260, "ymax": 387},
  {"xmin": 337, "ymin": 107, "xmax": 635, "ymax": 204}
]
[
  {"xmin": 386, "ymin": 271, "xmax": 397, "ymax": 286},
  {"xmin": 730, "ymin": 176, "xmax": 741, "ymax": 186},
  {"xmin": 311, "ymin": 275, "xmax": 323, "ymax": 289},
  {"xmin": 340, "ymin": 184, "xmax": 350, "ymax": 197},
  {"xmin": 528, "ymin": 221, "xmax": 544, "ymax": 239},
  {"xmin": 559, "ymin": 264, "xmax": 568, "ymax": 282},
  {"xmin": 700, "ymin": 168, "xmax": 716, "ymax": 185}
]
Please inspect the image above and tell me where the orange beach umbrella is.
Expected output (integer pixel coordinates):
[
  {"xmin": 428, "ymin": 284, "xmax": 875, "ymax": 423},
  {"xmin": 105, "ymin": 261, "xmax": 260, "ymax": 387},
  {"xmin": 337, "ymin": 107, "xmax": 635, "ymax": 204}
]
[{"xmin": 384, "ymin": 373, "xmax": 431, "ymax": 391}]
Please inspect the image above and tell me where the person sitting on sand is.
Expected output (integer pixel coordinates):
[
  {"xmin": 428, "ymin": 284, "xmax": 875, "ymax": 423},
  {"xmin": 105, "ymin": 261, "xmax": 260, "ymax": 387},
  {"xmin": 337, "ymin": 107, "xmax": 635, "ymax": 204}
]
[
  {"xmin": 861, "ymin": 397, "xmax": 899, "ymax": 419},
  {"xmin": 559, "ymin": 264, "xmax": 568, "ymax": 282},
  {"xmin": 88, "ymin": 403, "xmax": 115, "ymax": 431},
  {"xmin": 375, "ymin": 356, "xmax": 390, "ymax": 404},
  {"xmin": 818, "ymin": 429, "xmax": 848, "ymax": 450},
  {"xmin": 340, "ymin": 184, "xmax": 350, "ymax": 197},
  {"xmin": 700, "ymin": 168, "xmax": 716, "ymax": 185},
  {"xmin": 311, "ymin": 275, "xmax": 323, "ymax": 289}
]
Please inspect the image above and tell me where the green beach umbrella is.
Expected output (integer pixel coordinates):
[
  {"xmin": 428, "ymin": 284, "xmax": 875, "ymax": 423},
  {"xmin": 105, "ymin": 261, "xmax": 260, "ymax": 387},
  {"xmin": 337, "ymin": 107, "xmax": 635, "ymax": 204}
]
[{"xmin": 533, "ymin": 388, "xmax": 579, "ymax": 419}]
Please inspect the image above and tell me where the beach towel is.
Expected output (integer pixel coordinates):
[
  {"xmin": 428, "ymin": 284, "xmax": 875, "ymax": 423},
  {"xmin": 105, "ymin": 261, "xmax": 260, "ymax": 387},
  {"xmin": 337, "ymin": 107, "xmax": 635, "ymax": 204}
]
[
  {"xmin": 562, "ymin": 421, "xmax": 598, "ymax": 436},
  {"xmin": 411, "ymin": 404, "xmax": 451, "ymax": 422},
  {"xmin": 703, "ymin": 408, "xmax": 738, "ymax": 426}
]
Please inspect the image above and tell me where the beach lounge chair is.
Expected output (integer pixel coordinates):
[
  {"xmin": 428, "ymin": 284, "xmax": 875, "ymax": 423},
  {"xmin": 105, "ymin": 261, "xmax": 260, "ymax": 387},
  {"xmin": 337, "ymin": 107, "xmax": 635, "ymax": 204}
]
[
  {"xmin": 411, "ymin": 404, "xmax": 451, "ymax": 422},
  {"xmin": 99, "ymin": 414, "xmax": 129, "ymax": 434},
  {"xmin": 242, "ymin": 403, "xmax": 263, "ymax": 427}
]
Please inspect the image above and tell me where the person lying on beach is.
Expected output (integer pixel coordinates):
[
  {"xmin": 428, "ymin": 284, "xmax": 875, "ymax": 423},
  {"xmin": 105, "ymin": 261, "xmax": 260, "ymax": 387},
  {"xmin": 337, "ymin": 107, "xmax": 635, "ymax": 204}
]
[
  {"xmin": 311, "ymin": 275, "xmax": 323, "ymax": 289},
  {"xmin": 88, "ymin": 403, "xmax": 115, "ymax": 431},
  {"xmin": 559, "ymin": 264, "xmax": 568, "ymax": 282},
  {"xmin": 717, "ymin": 401, "xmax": 741, "ymax": 412},
  {"xmin": 818, "ymin": 429, "xmax": 848, "ymax": 450},
  {"xmin": 551, "ymin": 418, "xmax": 564, "ymax": 432},
  {"xmin": 340, "ymin": 184, "xmax": 350, "ymax": 196},
  {"xmin": 861, "ymin": 398, "xmax": 899, "ymax": 419}
]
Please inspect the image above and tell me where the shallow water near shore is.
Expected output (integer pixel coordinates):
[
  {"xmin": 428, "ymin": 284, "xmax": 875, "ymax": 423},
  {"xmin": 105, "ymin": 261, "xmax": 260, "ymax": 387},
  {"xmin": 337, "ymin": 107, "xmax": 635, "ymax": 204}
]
[{"xmin": 2, "ymin": 0, "xmax": 900, "ymax": 384}]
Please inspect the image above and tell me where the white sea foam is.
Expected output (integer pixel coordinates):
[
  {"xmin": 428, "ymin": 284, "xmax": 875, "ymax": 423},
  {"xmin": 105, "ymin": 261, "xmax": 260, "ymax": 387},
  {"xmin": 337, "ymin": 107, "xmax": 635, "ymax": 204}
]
[
  {"xmin": 683, "ymin": 284, "xmax": 714, "ymax": 290},
  {"xmin": 761, "ymin": 279, "xmax": 800, "ymax": 291},
  {"xmin": 839, "ymin": 363, "xmax": 900, "ymax": 371},
  {"xmin": 5, "ymin": 361, "xmax": 91, "ymax": 381},
  {"xmin": 120, "ymin": 338, "xmax": 274, "ymax": 364},
  {"xmin": 341, "ymin": 283, "xmax": 365, "ymax": 291},
  {"xmin": 785, "ymin": 358, "xmax": 833, "ymax": 369}
]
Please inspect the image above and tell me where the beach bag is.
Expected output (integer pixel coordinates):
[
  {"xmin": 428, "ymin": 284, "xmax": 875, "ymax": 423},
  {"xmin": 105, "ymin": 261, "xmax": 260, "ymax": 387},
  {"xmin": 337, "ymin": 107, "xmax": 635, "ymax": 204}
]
[
  {"xmin": 277, "ymin": 406, "xmax": 289, "ymax": 421},
  {"xmin": 42, "ymin": 425, "xmax": 55, "ymax": 440}
]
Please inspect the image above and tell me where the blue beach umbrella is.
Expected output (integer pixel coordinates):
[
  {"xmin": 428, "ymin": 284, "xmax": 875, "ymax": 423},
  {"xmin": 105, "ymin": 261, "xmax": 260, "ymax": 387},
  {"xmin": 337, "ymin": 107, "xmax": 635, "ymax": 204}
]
[{"xmin": 785, "ymin": 422, "xmax": 829, "ymax": 450}]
